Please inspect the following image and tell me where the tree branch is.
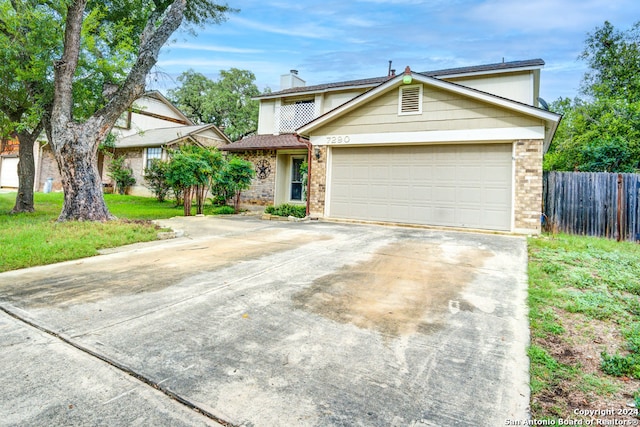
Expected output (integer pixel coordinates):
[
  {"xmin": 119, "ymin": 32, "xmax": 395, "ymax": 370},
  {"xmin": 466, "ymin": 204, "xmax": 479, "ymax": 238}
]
[
  {"xmin": 52, "ymin": 0, "xmax": 87, "ymax": 129},
  {"xmin": 97, "ymin": 0, "xmax": 187, "ymax": 130}
]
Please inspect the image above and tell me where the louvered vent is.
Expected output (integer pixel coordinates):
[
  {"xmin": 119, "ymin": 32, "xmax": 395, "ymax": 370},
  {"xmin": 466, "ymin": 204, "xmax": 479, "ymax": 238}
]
[{"xmin": 399, "ymin": 85, "xmax": 422, "ymax": 115}]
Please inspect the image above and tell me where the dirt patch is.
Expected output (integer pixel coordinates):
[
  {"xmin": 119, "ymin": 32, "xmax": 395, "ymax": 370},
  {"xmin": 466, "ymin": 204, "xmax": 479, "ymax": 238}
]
[
  {"xmin": 0, "ymin": 229, "xmax": 330, "ymax": 308},
  {"xmin": 532, "ymin": 311, "xmax": 640, "ymax": 421},
  {"xmin": 292, "ymin": 240, "xmax": 491, "ymax": 337}
]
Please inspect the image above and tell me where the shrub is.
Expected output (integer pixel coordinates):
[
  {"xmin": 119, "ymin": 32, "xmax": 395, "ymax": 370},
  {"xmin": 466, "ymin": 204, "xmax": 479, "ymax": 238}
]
[
  {"xmin": 264, "ymin": 204, "xmax": 306, "ymax": 218},
  {"xmin": 143, "ymin": 159, "xmax": 171, "ymax": 202},
  {"xmin": 211, "ymin": 156, "xmax": 255, "ymax": 212},
  {"xmin": 600, "ymin": 351, "xmax": 640, "ymax": 378},
  {"xmin": 211, "ymin": 205, "xmax": 235, "ymax": 215},
  {"xmin": 108, "ymin": 155, "xmax": 136, "ymax": 195}
]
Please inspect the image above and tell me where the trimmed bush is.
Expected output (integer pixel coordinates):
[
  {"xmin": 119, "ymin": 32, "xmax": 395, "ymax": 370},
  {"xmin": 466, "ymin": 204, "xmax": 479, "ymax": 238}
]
[{"xmin": 265, "ymin": 204, "xmax": 306, "ymax": 218}]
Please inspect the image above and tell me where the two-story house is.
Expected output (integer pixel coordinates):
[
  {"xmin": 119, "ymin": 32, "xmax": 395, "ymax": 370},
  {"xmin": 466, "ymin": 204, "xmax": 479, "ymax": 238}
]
[
  {"xmin": 222, "ymin": 59, "xmax": 561, "ymax": 234},
  {"xmin": 37, "ymin": 91, "xmax": 230, "ymax": 196}
]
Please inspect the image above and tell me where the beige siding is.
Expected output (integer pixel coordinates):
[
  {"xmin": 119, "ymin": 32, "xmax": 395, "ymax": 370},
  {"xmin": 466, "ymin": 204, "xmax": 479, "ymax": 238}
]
[
  {"xmin": 323, "ymin": 90, "xmax": 366, "ymax": 113},
  {"xmin": 313, "ymin": 84, "xmax": 543, "ymax": 135},
  {"xmin": 257, "ymin": 99, "xmax": 276, "ymax": 134},
  {"xmin": 446, "ymin": 71, "xmax": 534, "ymax": 105},
  {"xmin": 113, "ymin": 95, "xmax": 186, "ymax": 138}
]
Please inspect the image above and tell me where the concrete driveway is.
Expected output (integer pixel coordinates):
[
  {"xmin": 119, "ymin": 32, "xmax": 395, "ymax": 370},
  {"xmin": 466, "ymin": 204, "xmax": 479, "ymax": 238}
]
[{"xmin": 0, "ymin": 216, "xmax": 530, "ymax": 426}]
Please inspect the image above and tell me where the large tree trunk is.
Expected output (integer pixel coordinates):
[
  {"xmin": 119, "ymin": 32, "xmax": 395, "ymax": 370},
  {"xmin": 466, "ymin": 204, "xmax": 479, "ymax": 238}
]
[
  {"xmin": 49, "ymin": 0, "xmax": 187, "ymax": 221},
  {"xmin": 10, "ymin": 133, "xmax": 36, "ymax": 213},
  {"xmin": 52, "ymin": 120, "xmax": 113, "ymax": 221}
]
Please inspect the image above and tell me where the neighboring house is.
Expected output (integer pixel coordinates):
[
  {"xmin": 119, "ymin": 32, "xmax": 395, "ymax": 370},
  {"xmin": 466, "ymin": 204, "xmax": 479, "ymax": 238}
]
[
  {"xmin": 38, "ymin": 91, "xmax": 230, "ymax": 196},
  {"xmin": 0, "ymin": 136, "xmax": 20, "ymax": 189},
  {"xmin": 0, "ymin": 135, "xmax": 45, "ymax": 190},
  {"xmin": 221, "ymin": 59, "xmax": 562, "ymax": 234}
]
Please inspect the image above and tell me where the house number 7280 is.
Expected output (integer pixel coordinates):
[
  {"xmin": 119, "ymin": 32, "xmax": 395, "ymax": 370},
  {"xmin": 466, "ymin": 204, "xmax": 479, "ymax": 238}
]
[{"xmin": 326, "ymin": 136, "xmax": 351, "ymax": 144}]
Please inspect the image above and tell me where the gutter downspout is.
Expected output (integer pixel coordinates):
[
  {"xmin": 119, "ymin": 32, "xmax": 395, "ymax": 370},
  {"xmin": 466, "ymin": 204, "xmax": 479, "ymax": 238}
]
[{"xmin": 297, "ymin": 134, "xmax": 312, "ymax": 217}]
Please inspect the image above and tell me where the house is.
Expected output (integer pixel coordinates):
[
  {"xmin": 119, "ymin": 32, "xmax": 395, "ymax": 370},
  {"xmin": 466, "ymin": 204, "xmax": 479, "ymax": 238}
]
[
  {"xmin": 0, "ymin": 134, "xmax": 48, "ymax": 190},
  {"xmin": 221, "ymin": 59, "xmax": 562, "ymax": 234},
  {"xmin": 37, "ymin": 91, "xmax": 230, "ymax": 195},
  {"xmin": 0, "ymin": 136, "xmax": 21, "ymax": 189}
]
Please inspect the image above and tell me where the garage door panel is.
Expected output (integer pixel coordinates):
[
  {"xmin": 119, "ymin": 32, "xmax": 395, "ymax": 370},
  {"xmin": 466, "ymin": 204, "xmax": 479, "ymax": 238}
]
[
  {"xmin": 329, "ymin": 144, "xmax": 512, "ymax": 231},
  {"xmin": 432, "ymin": 187, "xmax": 457, "ymax": 203},
  {"xmin": 456, "ymin": 187, "xmax": 483, "ymax": 203}
]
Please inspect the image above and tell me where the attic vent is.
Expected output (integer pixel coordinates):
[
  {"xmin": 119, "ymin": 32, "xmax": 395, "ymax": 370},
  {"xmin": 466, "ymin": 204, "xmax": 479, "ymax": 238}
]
[{"xmin": 398, "ymin": 84, "xmax": 422, "ymax": 115}]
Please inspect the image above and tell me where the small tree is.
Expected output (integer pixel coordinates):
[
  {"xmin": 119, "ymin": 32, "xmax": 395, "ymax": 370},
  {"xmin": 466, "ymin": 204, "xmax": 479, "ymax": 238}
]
[
  {"xmin": 143, "ymin": 159, "xmax": 171, "ymax": 202},
  {"xmin": 107, "ymin": 155, "xmax": 135, "ymax": 195},
  {"xmin": 165, "ymin": 145, "xmax": 223, "ymax": 216},
  {"xmin": 219, "ymin": 156, "xmax": 255, "ymax": 213}
]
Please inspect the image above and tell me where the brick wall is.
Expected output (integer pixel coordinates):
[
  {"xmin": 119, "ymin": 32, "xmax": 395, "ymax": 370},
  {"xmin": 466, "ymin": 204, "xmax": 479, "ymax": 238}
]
[
  {"xmin": 308, "ymin": 145, "xmax": 327, "ymax": 217},
  {"xmin": 236, "ymin": 150, "xmax": 277, "ymax": 206},
  {"xmin": 514, "ymin": 139, "xmax": 543, "ymax": 233}
]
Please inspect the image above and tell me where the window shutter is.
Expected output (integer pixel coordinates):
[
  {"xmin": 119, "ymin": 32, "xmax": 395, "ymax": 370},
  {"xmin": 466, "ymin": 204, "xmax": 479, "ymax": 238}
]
[{"xmin": 399, "ymin": 85, "xmax": 422, "ymax": 115}]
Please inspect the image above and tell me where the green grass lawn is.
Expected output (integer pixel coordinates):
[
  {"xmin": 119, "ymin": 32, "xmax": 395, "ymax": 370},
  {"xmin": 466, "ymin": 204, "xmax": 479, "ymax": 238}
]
[
  {"xmin": 528, "ymin": 233, "xmax": 640, "ymax": 421},
  {"xmin": 0, "ymin": 192, "xmax": 233, "ymax": 272}
]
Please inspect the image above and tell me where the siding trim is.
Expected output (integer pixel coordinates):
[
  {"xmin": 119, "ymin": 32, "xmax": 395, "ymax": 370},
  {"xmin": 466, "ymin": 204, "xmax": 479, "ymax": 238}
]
[{"xmin": 310, "ymin": 126, "xmax": 545, "ymax": 146}]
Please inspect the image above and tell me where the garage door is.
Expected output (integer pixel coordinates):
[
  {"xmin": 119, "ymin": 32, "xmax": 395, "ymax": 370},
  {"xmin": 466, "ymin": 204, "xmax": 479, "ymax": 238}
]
[
  {"xmin": 0, "ymin": 157, "xmax": 19, "ymax": 188},
  {"xmin": 328, "ymin": 144, "xmax": 512, "ymax": 231}
]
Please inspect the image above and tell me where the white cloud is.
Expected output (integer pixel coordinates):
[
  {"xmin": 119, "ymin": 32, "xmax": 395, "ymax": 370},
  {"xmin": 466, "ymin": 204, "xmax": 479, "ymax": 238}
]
[
  {"xmin": 467, "ymin": 0, "xmax": 636, "ymax": 32},
  {"xmin": 166, "ymin": 43, "xmax": 264, "ymax": 54},
  {"xmin": 228, "ymin": 16, "xmax": 336, "ymax": 40}
]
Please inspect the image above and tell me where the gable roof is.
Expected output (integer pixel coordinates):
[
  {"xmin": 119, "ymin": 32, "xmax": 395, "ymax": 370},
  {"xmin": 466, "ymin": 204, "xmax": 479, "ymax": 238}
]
[
  {"xmin": 257, "ymin": 59, "xmax": 545, "ymax": 100},
  {"xmin": 140, "ymin": 91, "xmax": 194, "ymax": 125},
  {"xmin": 116, "ymin": 124, "xmax": 230, "ymax": 149},
  {"xmin": 296, "ymin": 69, "xmax": 561, "ymax": 151},
  {"xmin": 220, "ymin": 134, "xmax": 307, "ymax": 152}
]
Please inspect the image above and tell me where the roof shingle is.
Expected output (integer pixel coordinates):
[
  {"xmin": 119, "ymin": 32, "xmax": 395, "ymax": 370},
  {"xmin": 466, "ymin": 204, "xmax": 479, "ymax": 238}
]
[
  {"xmin": 220, "ymin": 134, "xmax": 307, "ymax": 151},
  {"xmin": 258, "ymin": 59, "xmax": 545, "ymax": 99}
]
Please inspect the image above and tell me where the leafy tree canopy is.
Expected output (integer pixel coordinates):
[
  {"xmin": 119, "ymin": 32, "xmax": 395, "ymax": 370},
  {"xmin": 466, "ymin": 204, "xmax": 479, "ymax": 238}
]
[
  {"xmin": 546, "ymin": 21, "xmax": 640, "ymax": 173},
  {"xmin": 168, "ymin": 68, "xmax": 260, "ymax": 141}
]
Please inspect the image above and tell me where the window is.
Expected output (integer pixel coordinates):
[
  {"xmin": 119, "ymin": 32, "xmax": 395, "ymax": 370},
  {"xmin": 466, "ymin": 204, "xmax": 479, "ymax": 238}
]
[
  {"xmin": 398, "ymin": 84, "xmax": 422, "ymax": 115},
  {"xmin": 290, "ymin": 157, "xmax": 304, "ymax": 201},
  {"xmin": 145, "ymin": 147, "xmax": 162, "ymax": 169}
]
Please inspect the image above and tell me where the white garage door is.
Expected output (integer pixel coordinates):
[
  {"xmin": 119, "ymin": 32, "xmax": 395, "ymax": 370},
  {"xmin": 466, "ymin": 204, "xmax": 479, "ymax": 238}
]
[
  {"xmin": 0, "ymin": 157, "xmax": 19, "ymax": 188},
  {"xmin": 329, "ymin": 144, "xmax": 513, "ymax": 231}
]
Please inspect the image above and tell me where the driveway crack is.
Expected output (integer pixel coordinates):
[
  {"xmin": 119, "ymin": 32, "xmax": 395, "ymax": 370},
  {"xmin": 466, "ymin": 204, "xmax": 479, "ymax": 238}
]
[{"xmin": 0, "ymin": 304, "xmax": 236, "ymax": 427}]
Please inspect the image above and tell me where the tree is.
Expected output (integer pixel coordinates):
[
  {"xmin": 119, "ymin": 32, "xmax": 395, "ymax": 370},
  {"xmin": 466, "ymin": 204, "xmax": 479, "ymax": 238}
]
[
  {"xmin": 30, "ymin": 0, "xmax": 231, "ymax": 221},
  {"xmin": 218, "ymin": 156, "xmax": 255, "ymax": 212},
  {"xmin": 143, "ymin": 158, "xmax": 172, "ymax": 202},
  {"xmin": 168, "ymin": 68, "xmax": 260, "ymax": 141},
  {"xmin": 107, "ymin": 155, "xmax": 136, "ymax": 194},
  {"xmin": 0, "ymin": 1, "xmax": 59, "ymax": 213},
  {"xmin": 167, "ymin": 69, "xmax": 215, "ymax": 124},
  {"xmin": 580, "ymin": 21, "xmax": 640, "ymax": 103},
  {"xmin": 545, "ymin": 21, "xmax": 640, "ymax": 173},
  {"xmin": 165, "ymin": 145, "xmax": 223, "ymax": 216}
]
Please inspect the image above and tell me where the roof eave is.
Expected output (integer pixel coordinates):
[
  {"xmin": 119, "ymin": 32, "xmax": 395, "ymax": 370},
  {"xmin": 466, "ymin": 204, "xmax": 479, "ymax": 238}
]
[{"xmin": 221, "ymin": 144, "xmax": 308, "ymax": 152}]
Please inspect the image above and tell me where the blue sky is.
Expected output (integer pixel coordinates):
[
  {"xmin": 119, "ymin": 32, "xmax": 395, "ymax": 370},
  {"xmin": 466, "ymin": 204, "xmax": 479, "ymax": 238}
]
[{"xmin": 154, "ymin": 0, "xmax": 640, "ymax": 102}]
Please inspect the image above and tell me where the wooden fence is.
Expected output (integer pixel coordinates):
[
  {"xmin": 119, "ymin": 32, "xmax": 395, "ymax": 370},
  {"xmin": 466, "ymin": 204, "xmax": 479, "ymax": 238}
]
[{"xmin": 543, "ymin": 172, "xmax": 640, "ymax": 242}]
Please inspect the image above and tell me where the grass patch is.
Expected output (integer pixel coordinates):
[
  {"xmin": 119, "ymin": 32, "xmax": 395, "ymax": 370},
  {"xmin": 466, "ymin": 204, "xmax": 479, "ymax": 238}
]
[
  {"xmin": 528, "ymin": 233, "xmax": 640, "ymax": 420},
  {"xmin": 0, "ymin": 192, "xmax": 234, "ymax": 272}
]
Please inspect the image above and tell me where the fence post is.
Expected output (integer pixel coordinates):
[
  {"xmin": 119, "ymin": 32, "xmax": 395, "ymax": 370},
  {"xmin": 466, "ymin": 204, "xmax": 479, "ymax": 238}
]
[{"xmin": 617, "ymin": 174, "xmax": 623, "ymax": 242}]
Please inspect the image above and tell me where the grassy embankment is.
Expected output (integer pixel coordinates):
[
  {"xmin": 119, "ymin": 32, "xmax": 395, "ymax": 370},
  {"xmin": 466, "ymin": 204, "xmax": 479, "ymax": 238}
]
[
  {"xmin": 0, "ymin": 192, "xmax": 230, "ymax": 272},
  {"xmin": 528, "ymin": 233, "xmax": 640, "ymax": 421}
]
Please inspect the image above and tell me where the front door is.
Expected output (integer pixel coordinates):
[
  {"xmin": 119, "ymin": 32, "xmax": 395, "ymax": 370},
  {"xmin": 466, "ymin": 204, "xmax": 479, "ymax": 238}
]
[{"xmin": 290, "ymin": 157, "xmax": 304, "ymax": 201}]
